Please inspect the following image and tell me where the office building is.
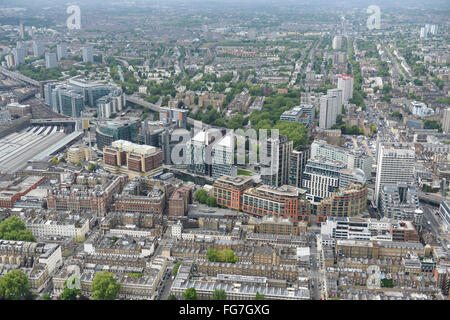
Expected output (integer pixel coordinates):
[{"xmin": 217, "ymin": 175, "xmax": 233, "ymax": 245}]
[
  {"xmin": 12, "ymin": 47, "xmax": 26, "ymax": 67},
  {"xmin": 103, "ymin": 140, "xmax": 163, "ymax": 179},
  {"xmin": 280, "ymin": 104, "xmax": 315, "ymax": 127},
  {"xmin": 57, "ymin": 44, "xmax": 68, "ymax": 61},
  {"xmin": 288, "ymin": 146, "xmax": 310, "ymax": 189},
  {"xmin": 45, "ymin": 52, "xmax": 57, "ymax": 69},
  {"xmin": 375, "ymin": 143, "xmax": 415, "ymax": 207},
  {"xmin": 57, "ymin": 87, "xmax": 84, "ymax": 117},
  {"xmin": 211, "ymin": 134, "xmax": 236, "ymax": 179},
  {"xmin": 68, "ymin": 79, "xmax": 117, "ymax": 108},
  {"xmin": 316, "ymin": 183, "xmax": 368, "ymax": 221},
  {"xmin": 327, "ymin": 89, "xmax": 343, "ymax": 114},
  {"xmin": 378, "ymin": 183, "xmax": 423, "ymax": 229},
  {"xmin": 45, "ymin": 80, "xmax": 122, "ymax": 117},
  {"xmin": 409, "ymin": 101, "xmax": 434, "ymax": 117},
  {"xmin": 319, "ymin": 94, "xmax": 338, "ymax": 129},
  {"xmin": 96, "ymin": 88, "xmax": 126, "ymax": 118},
  {"xmin": 260, "ymin": 135, "xmax": 293, "ymax": 187},
  {"xmin": 97, "ymin": 118, "xmax": 141, "ymax": 153},
  {"xmin": 44, "ymin": 84, "xmax": 84, "ymax": 116},
  {"xmin": 159, "ymin": 106, "xmax": 188, "ymax": 129},
  {"xmin": 242, "ymin": 184, "xmax": 311, "ymax": 222},
  {"xmin": 302, "ymin": 156, "xmax": 346, "ymax": 203},
  {"xmin": 186, "ymin": 129, "xmax": 222, "ymax": 176},
  {"xmin": 82, "ymin": 46, "xmax": 94, "ymax": 63},
  {"xmin": 311, "ymin": 140, "xmax": 373, "ymax": 178},
  {"xmin": 213, "ymin": 175, "xmax": 254, "ymax": 210},
  {"xmin": 321, "ymin": 217, "xmax": 388, "ymax": 246},
  {"xmin": 337, "ymin": 74, "xmax": 354, "ymax": 103}
]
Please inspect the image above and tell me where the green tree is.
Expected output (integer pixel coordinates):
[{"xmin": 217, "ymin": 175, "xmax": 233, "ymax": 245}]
[
  {"xmin": 61, "ymin": 279, "xmax": 80, "ymax": 300},
  {"xmin": 183, "ymin": 287, "xmax": 198, "ymax": 300},
  {"xmin": 88, "ymin": 163, "xmax": 96, "ymax": 171},
  {"xmin": 91, "ymin": 271, "xmax": 121, "ymax": 300},
  {"xmin": 0, "ymin": 216, "xmax": 36, "ymax": 242},
  {"xmin": 206, "ymin": 248, "xmax": 238, "ymax": 263},
  {"xmin": 206, "ymin": 248, "xmax": 218, "ymax": 261},
  {"xmin": 76, "ymin": 162, "xmax": 82, "ymax": 168},
  {"xmin": 167, "ymin": 293, "xmax": 177, "ymax": 300},
  {"xmin": 0, "ymin": 269, "xmax": 30, "ymax": 300},
  {"xmin": 255, "ymin": 292, "xmax": 265, "ymax": 300},
  {"xmin": 273, "ymin": 121, "xmax": 308, "ymax": 148},
  {"xmin": 194, "ymin": 189, "xmax": 208, "ymax": 204},
  {"xmin": 173, "ymin": 262, "xmax": 181, "ymax": 276},
  {"xmin": 206, "ymin": 196, "xmax": 217, "ymax": 207},
  {"xmin": 212, "ymin": 289, "xmax": 227, "ymax": 300}
]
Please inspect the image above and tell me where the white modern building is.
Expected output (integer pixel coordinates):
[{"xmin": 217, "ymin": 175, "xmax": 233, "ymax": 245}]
[
  {"xmin": 57, "ymin": 44, "xmax": 68, "ymax": 61},
  {"xmin": 12, "ymin": 47, "xmax": 26, "ymax": 66},
  {"xmin": 337, "ymin": 74, "xmax": 354, "ymax": 103},
  {"xmin": 32, "ymin": 41, "xmax": 44, "ymax": 57},
  {"xmin": 319, "ymin": 94, "xmax": 338, "ymax": 129},
  {"xmin": 45, "ymin": 52, "xmax": 57, "ymax": 69},
  {"xmin": 332, "ymin": 35, "xmax": 342, "ymax": 50},
  {"xmin": 82, "ymin": 46, "xmax": 94, "ymax": 63},
  {"xmin": 328, "ymin": 89, "xmax": 343, "ymax": 114},
  {"xmin": 320, "ymin": 217, "xmax": 393, "ymax": 246},
  {"xmin": 409, "ymin": 101, "xmax": 434, "ymax": 117},
  {"xmin": 211, "ymin": 133, "xmax": 236, "ymax": 179},
  {"xmin": 311, "ymin": 140, "xmax": 373, "ymax": 178},
  {"xmin": 375, "ymin": 143, "xmax": 415, "ymax": 207}
]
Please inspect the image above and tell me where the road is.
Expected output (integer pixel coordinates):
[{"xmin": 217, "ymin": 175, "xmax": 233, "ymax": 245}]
[
  {"xmin": 421, "ymin": 204, "xmax": 449, "ymax": 247},
  {"xmin": 308, "ymin": 233, "xmax": 324, "ymax": 300}
]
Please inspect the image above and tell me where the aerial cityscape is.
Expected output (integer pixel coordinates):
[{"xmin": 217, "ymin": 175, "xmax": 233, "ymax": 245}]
[{"xmin": 0, "ymin": 0, "xmax": 449, "ymax": 304}]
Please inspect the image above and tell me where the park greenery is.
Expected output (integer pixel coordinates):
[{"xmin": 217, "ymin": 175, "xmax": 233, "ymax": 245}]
[
  {"xmin": 91, "ymin": 271, "xmax": 121, "ymax": 300},
  {"xmin": 0, "ymin": 216, "xmax": 36, "ymax": 242},
  {"xmin": 18, "ymin": 63, "xmax": 63, "ymax": 81},
  {"xmin": 381, "ymin": 278, "xmax": 394, "ymax": 288},
  {"xmin": 194, "ymin": 189, "xmax": 217, "ymax": 207},
  {"xmin": 0, "ymin": 269, "xmax": 30, "ymax": 300},
  {"xmin": 206, "ymin": 248, "xmax": 238, "ymax": 263},
  {"xmin": 424, "ymin": 120, "xmax": 442, "ymax": 131},
  {"xmin": 190, "ymin": 91, "xmax": 308, "ymax": 148}
]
